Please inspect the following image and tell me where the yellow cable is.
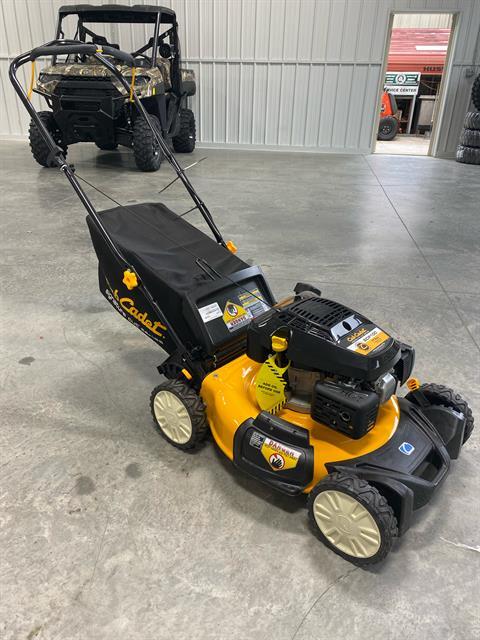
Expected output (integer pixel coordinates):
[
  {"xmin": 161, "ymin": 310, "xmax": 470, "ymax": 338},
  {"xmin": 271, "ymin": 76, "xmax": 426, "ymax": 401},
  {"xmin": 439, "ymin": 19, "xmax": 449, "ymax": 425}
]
[
  {"xmin": 129, "ymin": 66, "xmax": 136, "ymax": 102},
  {"xmin": 27, "ymin": 60, "xmax": 36, "ymax": 100}
]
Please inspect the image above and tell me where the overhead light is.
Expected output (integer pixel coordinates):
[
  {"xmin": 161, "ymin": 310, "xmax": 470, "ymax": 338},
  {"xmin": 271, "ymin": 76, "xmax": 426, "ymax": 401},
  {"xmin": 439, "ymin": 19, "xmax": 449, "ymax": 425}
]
[{"xmin": 415, "ymin": 45, "xmax": 448, "ymax": 51}]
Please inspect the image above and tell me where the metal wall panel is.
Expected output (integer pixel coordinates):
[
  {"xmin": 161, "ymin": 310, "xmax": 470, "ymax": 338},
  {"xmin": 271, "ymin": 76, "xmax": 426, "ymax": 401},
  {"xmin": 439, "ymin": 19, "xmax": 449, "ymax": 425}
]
[{"xmin": 1, "ymin": 0, "xmax": 479, "ymax": 157}]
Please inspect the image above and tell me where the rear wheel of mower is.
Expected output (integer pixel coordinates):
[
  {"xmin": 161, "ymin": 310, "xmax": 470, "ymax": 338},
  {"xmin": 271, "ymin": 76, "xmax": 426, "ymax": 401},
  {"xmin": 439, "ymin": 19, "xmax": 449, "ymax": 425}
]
[
  {"xmin": 132, "ymin": 114, "xmax": 163, "ymax": 172},
  {"xmin": 95, "ymin": 142, "xmax": 118, "ymax": 151},
  {"xmin": 377, "ymin": 116, "xmax": 398, "ymax": 141},
  {"xmin": 29, "ymin": 111, "xmax": 66, "ymax": 167},
  {"xmin": 172, "ymin": 108, "xmax": 196, "ymax": 153},
  {"xmin": 308, "ymin": 472, "xmax": 398, "ymax": 566},
  {"xmin": 150, "ymin": 380, "xmax": 209, "ymax": 450},
  {"xmin": 405, "ymin": 383, "xmax": 474, "ymax": 444}
]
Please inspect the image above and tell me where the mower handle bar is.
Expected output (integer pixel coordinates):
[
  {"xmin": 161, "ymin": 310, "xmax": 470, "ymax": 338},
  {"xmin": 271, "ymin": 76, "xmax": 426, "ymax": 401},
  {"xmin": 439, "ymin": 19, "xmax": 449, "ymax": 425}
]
[{"xmin": 30, "ymin": 40, "xmax": 135, "ymax": 67}]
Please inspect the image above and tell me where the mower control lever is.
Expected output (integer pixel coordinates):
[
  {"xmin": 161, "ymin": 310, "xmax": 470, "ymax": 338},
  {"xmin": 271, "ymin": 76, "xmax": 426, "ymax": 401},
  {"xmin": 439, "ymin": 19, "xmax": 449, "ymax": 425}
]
[{"xmin": 30, "ymin": 41, "xmax": 135, "ymax": 67}]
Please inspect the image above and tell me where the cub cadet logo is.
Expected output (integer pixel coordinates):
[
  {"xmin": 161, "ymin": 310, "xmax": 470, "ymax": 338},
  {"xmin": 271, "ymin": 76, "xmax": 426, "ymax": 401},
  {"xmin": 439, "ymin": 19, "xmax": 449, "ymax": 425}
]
[
  {"xmin": 113, "ymin": 289, "xmax": 167, "ymax": 338},
  {"xmin": 347, "ymin": 327, "xmax": 367, "ymax": 342}
]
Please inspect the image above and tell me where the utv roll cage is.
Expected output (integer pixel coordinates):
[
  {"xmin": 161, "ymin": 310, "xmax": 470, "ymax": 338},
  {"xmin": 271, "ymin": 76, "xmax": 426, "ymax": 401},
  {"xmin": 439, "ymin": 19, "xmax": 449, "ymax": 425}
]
[{"xmin": 55, "ymin": 4, "xmax": 180, "ymax": 89}]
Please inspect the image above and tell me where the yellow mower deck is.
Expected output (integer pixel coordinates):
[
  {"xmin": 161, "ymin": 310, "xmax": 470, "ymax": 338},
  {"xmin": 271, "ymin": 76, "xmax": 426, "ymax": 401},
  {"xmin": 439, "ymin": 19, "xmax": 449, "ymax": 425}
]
[{"xmin": 201, "ymin": 354, "xmax": 400, "ymax": 493}]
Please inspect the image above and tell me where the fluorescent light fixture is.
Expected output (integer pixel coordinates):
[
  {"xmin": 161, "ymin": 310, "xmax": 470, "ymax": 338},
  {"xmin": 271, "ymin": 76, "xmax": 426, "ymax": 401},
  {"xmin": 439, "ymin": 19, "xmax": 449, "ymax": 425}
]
[{"xmin": 415, "ymin": 45, "xmax": 448, "ymax": 51}]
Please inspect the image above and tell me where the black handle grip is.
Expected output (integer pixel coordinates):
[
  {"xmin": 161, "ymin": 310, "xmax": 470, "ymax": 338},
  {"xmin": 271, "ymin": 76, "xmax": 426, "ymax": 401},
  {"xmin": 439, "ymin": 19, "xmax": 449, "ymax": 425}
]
[{"xmin": 30, "ymin": 43, "xmax": 135, "ymax": 67}]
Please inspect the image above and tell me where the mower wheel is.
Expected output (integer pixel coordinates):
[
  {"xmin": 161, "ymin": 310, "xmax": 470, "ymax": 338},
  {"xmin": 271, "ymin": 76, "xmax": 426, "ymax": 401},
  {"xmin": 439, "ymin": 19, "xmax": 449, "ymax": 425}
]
[
  {"xmin": 133, "ymin": 114, "xmax": 163, "ymax": 172},
  {"xmin": 172, "ymin": 108, "xmax": 196, "ymax": 153},
  {"xmin": 456, "ymin": 144, "xmax": 480, "ymax": 165},
  {"xmin": 29, "ymin": 111, "xmax": 66, "ymax": 167},
  {"xmin": 377, "ymin": 116, "xmax": 398, "ymax": 141},
  {"xmin": 464, "ymin": 112, "xmax": 480, "ymax": 131},
  {"xmin": 308, "ymin": 472, "xmax": 398, "ymax": 566},
  {"xmin": 406, "ymin": 383, "xmax": 474, "ymax": 444},
  {"xmin": 150, "ymin": 380, "xmax": 209, "ymax": 450},
  {"xmin": 95, "ymin": 142, "xmax": 118, "ymax": 151}
]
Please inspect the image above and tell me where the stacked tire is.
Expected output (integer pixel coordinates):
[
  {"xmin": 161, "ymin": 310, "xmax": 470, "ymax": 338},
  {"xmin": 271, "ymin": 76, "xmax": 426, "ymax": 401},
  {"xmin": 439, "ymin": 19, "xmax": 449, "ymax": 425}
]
[{"xmin": 456, "ymin": 74, "xmax": 480, "ymax": 165}]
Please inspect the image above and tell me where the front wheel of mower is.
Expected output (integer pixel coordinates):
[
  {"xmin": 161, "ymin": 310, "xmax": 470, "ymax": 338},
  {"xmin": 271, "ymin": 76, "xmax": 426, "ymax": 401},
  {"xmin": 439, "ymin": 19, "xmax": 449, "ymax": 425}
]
[
  {"xmin": 405, "ymin": 383, "xmax": 474, "ymax": 444},
  {"xmin": 132, "ymin": 114, "xmax": 163, "ymax": 172},
  {"xmin": 29, "ymin": 111, "xmax": 67, "ymax": 167},
  {"xmin": 150, "ymin": 380, "xmax": 209, "ymax": 450},
  {"xmin": 308, "ymin": 472, "xmax": 398, "ymax": 566},
  {"xmin": 172, "ymin": 108, "xmax": 196, "ymax": 153}
]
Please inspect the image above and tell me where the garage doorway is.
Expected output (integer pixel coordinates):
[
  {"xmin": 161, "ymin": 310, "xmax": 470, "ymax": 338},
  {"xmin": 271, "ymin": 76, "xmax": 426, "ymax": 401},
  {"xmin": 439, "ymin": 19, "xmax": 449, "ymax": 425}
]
[{"xmin": 374, "ymin": 13, "xmax": 456, "ymax": 156}]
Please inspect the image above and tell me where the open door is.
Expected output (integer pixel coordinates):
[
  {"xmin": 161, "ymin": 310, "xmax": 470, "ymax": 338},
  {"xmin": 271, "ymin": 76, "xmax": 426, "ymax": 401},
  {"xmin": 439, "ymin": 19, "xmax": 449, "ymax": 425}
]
[{"xmin": 374, "ymin": 13, "xmax": 456, "ymax": 157}]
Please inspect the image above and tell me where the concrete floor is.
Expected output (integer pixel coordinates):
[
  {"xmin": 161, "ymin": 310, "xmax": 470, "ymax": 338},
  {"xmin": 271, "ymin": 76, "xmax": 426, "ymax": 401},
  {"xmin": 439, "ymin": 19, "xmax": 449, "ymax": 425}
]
[
  {"xmin": 1, "ymin": 140, "xmax": 479, "ymax": 640},
  {"xmin": 375, "ymin": 134, "xmax": 430, "ymax": 156}
]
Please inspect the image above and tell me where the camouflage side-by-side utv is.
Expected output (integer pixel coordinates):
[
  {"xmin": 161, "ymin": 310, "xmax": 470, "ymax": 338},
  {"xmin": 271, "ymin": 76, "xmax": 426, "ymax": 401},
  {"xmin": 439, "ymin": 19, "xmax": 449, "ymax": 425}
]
[{"xmin": 30, "ymin": 4, "xmax": 196, "ymax": 171}]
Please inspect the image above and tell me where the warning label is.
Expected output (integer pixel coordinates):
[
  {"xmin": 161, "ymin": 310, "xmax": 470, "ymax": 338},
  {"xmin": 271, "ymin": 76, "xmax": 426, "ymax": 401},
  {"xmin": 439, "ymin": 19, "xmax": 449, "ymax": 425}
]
[
  {"xmin": 222, "ymin": 300, "xmax": 251, "ymax": 332},
  {"xmin": 347, "ymin": 327, "xmax": 389, "ymax": 356},
  {"xmin": 238, "ymin": 288, "xmax": 269, "ymax": 319},
  {"xmin": 261, "ymin": 437, "xmax": 301, "ymax": 471}
]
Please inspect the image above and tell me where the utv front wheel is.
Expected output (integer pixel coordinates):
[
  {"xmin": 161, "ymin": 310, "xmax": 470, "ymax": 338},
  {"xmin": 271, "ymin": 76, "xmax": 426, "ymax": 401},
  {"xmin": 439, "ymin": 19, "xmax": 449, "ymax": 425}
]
[
  {"xmin": 173, "ymin": 108, "xmax": 196, "ymax": 153},
  {"xmin": 29, "ymin": 111, "xmax": 66, "ymax": 167},
  {"xmin": 308, "ymin": 472, "xmax": 398, "ymax": 566},
  {"xmin": 150, "ymin": 380, "xmax": 209, "ymax": 450},
  {"xmin": 132, "ymin": 114, "xmax": 163, "ymax": 171}
]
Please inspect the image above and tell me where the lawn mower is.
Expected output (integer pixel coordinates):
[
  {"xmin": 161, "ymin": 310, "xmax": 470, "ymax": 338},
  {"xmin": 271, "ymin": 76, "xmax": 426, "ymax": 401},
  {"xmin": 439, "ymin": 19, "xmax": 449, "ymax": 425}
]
[
  {"xmin": 28, "ymin": 4, "xmax": 196, "ymax": 172},
  {"xmin": 11, "ymin": 42, "xmax": 474, "ymax": 567}
]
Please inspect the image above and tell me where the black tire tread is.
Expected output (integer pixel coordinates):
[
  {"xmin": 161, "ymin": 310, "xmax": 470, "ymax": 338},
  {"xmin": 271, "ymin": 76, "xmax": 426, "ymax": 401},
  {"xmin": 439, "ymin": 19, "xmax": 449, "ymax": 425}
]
[
  {"xmin": 172, "ymin": 108, "xmax": 196, "ymax": 153},
  {"xmin": 150, "ymin": 379, "xmax": 209, "ymax": 450},
  {"xmin": 459, "ymin": 128, "xmax": 480, "ymax": 148},
  {"xmin": 28, "ymin": 111, "xmax": 65, "ymax": 167},
  {"xmin": 464, "ymin": 111, "xmax": 480, "ymax": 131},
  {"xmin": 456, "ymin": 144, "xmax": 480, "ymax": 164},
  {"xmin": 471, "ymin": 74, "xmax": 480, "ymax": 111},
  {"xmin": 408, "ymin": 383, "xmax": 474, "ymax": 444},
  {"xmin": 307, "ymin": 472, "xmax": 398, "ymax": 566},
  {"xmin": 377, "ymin": 116, "xmax": 398, "ymax": 141},
  {"xmin": 132, "ymin": 114, "xmax": 163, "ymax": 172}
]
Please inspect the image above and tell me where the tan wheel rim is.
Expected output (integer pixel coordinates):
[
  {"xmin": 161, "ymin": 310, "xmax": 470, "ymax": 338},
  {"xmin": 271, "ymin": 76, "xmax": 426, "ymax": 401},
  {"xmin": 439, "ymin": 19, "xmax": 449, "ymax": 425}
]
[
  {"xmin": 153, "ymin": 391, "xmax": 192, "ymax": 444},
  {"xmin": 313, "ymin": 490, "xmax": 381, "ymax": 558}
]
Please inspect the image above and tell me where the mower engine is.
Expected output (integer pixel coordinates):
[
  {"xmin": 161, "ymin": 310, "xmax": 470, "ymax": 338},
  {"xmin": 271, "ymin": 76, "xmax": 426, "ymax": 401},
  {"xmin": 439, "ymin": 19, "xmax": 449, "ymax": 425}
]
[{"xmin": 247, "ymin": 288, "xmax": 415, "ymax": 439}]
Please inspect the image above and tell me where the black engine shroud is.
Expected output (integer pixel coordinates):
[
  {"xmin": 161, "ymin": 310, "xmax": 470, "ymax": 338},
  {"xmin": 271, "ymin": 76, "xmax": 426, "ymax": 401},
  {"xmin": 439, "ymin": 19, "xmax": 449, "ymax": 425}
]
[{"xmin": 247, "ymin": 295, "xmax": 414, "ymax": 384}]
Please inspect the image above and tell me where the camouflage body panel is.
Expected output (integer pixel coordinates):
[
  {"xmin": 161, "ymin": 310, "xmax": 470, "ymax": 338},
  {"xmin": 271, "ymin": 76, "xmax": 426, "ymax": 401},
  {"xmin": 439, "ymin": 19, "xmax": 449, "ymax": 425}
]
[
  {"xmin": 36, "ymin": 57, "xmax": 171, "ymax": 99},
  {"xmin": 181, "ymin": 68, "xmax": 195, "ymax": 83}
]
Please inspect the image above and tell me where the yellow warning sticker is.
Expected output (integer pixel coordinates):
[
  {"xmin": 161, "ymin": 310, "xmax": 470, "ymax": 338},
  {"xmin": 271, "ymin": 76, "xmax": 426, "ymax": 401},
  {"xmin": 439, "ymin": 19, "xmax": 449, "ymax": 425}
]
[
  {"xmin": 347, "ymin": 327, "xmax": 389, "ymax": 356},
  {"xmin": 222, "ymin": 300, "xmax": 251, "ymax": 332},
  {"xmin": 261, "ymin": 437, "xmax": 301, "ymax": 471}
]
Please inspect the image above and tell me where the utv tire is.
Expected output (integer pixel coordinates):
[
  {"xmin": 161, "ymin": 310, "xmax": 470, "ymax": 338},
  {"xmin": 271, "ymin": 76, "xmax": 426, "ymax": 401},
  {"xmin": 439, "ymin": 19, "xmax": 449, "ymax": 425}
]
[
  {"xmin": 308, "ymin": 472, "xmax": 398, "ymax": 566},
  {"xmin": 95, "ymin": 142, "xmax": 118, "ymax": 151},
  {"xmin": 456, "ymin": 144, "xmax": 480, "ymax": 165},
  {"xmin": 132, "ymin": 114, "xmax": 163, "ymax": 171},
  {"xmin": 29, "ymin": 111, "xmax": 66, "ymax": 167},
  {"xmin": 471, "ymin": 74, "xmax": 480, "ymax": 111},
  {"xmin": 150, "ymin": 380, "xmax": 209, "ymax": 450},
  {"xmin": 464, "ymin": 112, "xmax": 480, "ymax": 131},
  {"xmin": 377, "ymin": 116, "xmax": 399, "ymax": 141},
  {"xmin": 172, "ymin": 108, "xmax": 196, "ymax": 153},
  {"xmin": 459, "ymin": 128, "xmax": 480, "ymax": 148},
  {"xmin": 406, "ymin": 383, "xmax": 474, "ymax": 444}
]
